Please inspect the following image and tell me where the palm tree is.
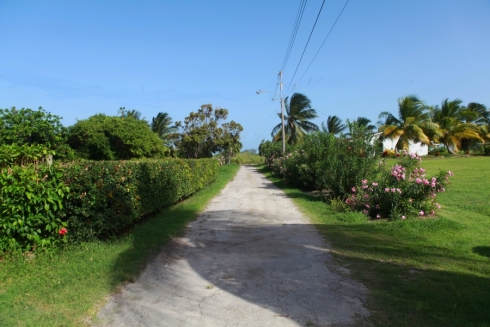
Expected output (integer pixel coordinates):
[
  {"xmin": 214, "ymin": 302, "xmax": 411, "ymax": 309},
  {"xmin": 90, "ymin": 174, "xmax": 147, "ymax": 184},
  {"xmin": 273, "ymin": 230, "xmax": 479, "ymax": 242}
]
[
  {"xmin": 151, "ymin": 112, "xmax": 178, "ymax": 146},
  {"xmin": 321, "ymin": 115, "xmax": 346, "ymax": 135},
  {"xmin": 431, "ymin": 99, "xmax": 482, "ymax": 153},
  {"xmin": 378, "ymin": 95, "xmax": 437, "ymax": 151},
  {"xmin": 271, "ymin": 93, "xmax": 319, "ymax": 145}
]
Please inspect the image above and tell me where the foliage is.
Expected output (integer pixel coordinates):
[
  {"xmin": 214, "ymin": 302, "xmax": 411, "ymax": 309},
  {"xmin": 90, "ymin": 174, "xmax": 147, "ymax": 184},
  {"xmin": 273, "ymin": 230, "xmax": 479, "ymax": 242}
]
[
  {"xmin": 59, "ymin": 158, "xmax": 219, "ymax": 241},
  {"xmin": 271, "ymin": 92, "xmax": 319, "ymax": 145},
  {"xmin": 175, "ymin": 104, "xmax": 243, "ymax": 159},
  {"xmin": 0, "ymin": 107, "xmax": 71, "ymax": 159},
  {"xmin": 431, "ymin": 98, "xmax": 482, "ymax": 153},
  {"xmin": 379, "ymin": 95, "xmax": 437, "ymax": 150},
  {"xmin": 321, "ymin": 115, "xmax": 346, "ymax": 135},
  {"xmin": 0, "ymin": 144, "xmax": 55, "ymax": 168},
  {"xmin": 151, "ymin": 112, "xmax": 178, "ymax": 147},
  {"xmin": 258, "ymin": 139, "xmax": 293, "ymax": 165},
  {"xmin": 267, "ymin": 126, "xmax": 379, "ymax": 196},
  {"xmin": 67, "ymin": 114, "xmax": 168, "ymax": 160},
  {"xmin": 345, "ymin": 152, "xmax": 452, "ymax": 220},
  {"xmin": 0, "ymin": 163, "xmax": 69, "ymax": 252}
]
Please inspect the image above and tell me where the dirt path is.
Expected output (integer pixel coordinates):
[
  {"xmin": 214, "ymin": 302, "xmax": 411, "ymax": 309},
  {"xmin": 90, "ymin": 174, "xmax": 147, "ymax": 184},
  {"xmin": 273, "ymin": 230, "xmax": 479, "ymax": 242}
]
[{"xmin": 95, "ymin": 165, "xmax": 369, "ymax": 327}]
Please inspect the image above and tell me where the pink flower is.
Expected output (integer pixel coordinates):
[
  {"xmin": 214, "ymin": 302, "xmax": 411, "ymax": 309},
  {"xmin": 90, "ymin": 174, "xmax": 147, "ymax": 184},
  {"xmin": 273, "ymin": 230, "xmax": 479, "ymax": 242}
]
[
  {"xmin": 396, "ymin": 188, "xmax": 402, "ymax": 194},
  {"xmin": 435, "ymin": 203, "xmax": 441, "ymax": 209},
  {"xmin": 401, "ymin": 215, "xmax": 406, "ymax": 220},
  {"xmin": 376, "ymin": 214, "xmax": 381, "ymax": 218},
  {"xmin": 391, "ymin": 188, "xmax": 396, "ymax": 193},
  {"xmin": 375, "ymin": 204, "xmax": 380, "ymax": 209},
  {"xmin": 419, "ymin": 211, "xmax": 424, "ymax": 216},
  {"xmin": 415, "ymin": 178, "xmax": 422, "ymax": 184},
  {"xmin": 365, "ymin": 204, "xmax": 370, "ymax": 208},
  {"xmin": 362, "ymin": 179, "xmax": 368, "ymax": 185},
  {"xmin": 430, "ymin": 210, "xmax": 435, "ymax": 215},
  {"xmin": 385, "ymin": 188, "xmax": 390, "ymax": 193},
  {"xmin": 423, "ymin": 179, "xmax": 429, "ymax": 185},
  {"xmin": 58, "ymin": 228, "xmax": 68, "ymax": 236},
  {"xmin": 409, "ymin": 198, "xmax": 412, "ymax": 202},
  {"xmin": 363, "ymin": 209, "xmax": 368, "ymax": 214},
  {"xmin": 448, "ymin": 171, "xmax": 454, "ymax": 176},
  {"xmin": 372, "ymin": 182, "xmax": 378, "ymax": 186},
  {"xmin": 351, "ymin": 187, "xmax": 356, "ymax": 193}
]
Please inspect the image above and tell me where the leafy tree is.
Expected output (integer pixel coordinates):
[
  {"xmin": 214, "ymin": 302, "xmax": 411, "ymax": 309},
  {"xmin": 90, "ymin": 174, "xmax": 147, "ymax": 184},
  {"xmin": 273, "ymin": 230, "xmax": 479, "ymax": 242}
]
[
  {"xmin": 175, "ymin": 104, "xmax": 243, "ymax": 159},
  {"xmin": 271, "ymin": 92, "xmax": 319, "ymax": 145},
  {"xmin": 67, "ymin": 114, "xmax": 168, "ymax": 160},
  {"xmin": 378, "ymin": 96, "xmax": 437, "ymax": 151},
  {"xmin": 431, "ymin": 98, "xmax": 482, "ymax": 153},
  {"xmin": 321, "ymin": 115, "xmax": 346, "ymax": 135},
  {"xmin": 151, "ymin": 112, "xmax": 178, "ymax": 147},
  {"xmin": 0, "ymin": 107, "xmax": 66, "ymax": 149},
  {"xmin": 118, "ymin": 107, "xmax": 146, "ymax": 122}
]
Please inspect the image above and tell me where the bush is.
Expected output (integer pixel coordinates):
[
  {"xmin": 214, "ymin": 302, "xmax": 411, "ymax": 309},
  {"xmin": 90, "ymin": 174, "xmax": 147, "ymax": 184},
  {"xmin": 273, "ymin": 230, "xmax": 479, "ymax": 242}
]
[
  {"xmin": 0, "ymin": 164, "xmax": 69, "ymax": 252},
  {"xmin": 345, "ymin": 152, "xmax": 452, "ymax": 220},
  {"xmin": 267, "ymin": 127, "xmax": 379, "ymax": 196},
  {"xmin": 59, "ymin": 158, "xmax": 219, "ymax": 241},
  {"xmin": 67, "ymin": 114, "xmax": 168, "ymax": 160}
]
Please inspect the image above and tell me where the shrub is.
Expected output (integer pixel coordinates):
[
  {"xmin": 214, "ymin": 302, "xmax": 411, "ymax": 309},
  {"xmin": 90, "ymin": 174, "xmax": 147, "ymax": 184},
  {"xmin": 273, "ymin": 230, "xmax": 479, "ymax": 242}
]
[
  {"xmin": 266, "ymin": 127, "xmax": 379, "ymax": 196},
  {"xmin": 345, "ymin": 152, "xmax": 452, "ymax": 220},
  {"xmin": 0, "ymin": 164, "xmax": 69, "ymax": 252},
  {"xmin": 59, "ymin": 158, "xmax": 219, "ymax": 241},
  {"xmin": 67, "ymin": 114, "xmax": 168, "ymax": 160}
]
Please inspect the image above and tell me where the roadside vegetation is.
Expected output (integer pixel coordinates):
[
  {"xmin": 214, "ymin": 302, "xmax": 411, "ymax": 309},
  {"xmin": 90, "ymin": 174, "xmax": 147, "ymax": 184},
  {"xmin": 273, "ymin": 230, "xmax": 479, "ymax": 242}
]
[
  {"xmin": 260, "ymin": 156, "xmax": 490, "ymax": 326},
  {"xmin": 0, "ymin": 164, "xmax": 240, "ymax": 327}
]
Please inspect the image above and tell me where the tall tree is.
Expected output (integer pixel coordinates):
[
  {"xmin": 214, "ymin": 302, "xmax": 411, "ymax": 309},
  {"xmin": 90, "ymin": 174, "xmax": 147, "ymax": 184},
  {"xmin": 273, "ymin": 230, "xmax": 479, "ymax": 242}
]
[
  {"xmin": 175, "ymin": 104, "xmax": 243, "ymax": 159},
  {"xmin": 321, "ymin": 115, "xmax": 346, "ymax": 135},
  {"xmin": 271, "ymin": 93, "xmax": 319, "ymax": 145},
  {"xmin": 378, "ymin": 95, "xmax": 437, "ymax": 151},
  {"xmin": 151, "ymin": 112, "xmax": 178, "ymax": 146},
  {"xmin": 431, "ymin": 99, "xmax": 482, "ymax": 153}
]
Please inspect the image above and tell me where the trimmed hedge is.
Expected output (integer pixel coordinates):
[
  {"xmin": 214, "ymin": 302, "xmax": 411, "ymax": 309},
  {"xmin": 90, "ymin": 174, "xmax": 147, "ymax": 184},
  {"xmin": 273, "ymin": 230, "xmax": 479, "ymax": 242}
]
[{"xmin": 59, "ymin": 158, "xmax": 219, "ymax": 241}]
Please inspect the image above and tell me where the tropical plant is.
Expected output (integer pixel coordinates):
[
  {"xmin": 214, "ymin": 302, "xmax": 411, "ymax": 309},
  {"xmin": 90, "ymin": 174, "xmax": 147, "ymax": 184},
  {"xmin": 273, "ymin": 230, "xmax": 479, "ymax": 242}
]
[
  {"xmin": 321, "ymin": 115, "xmax": 346, "ymax": 135},
  {"xmin": 151, "ymin": 112, "xmax": 178, "ymax": 146},
  {"xmin": 431, "ymin": 99, "xmax": 482, "ymax": 153},
  {"xmin": 271, "ymin": 93, "xmax": 319, "ymax": 145},
  {"xmin": 378, "ymin": 96, "xmax": 437, "ymax": 151}
]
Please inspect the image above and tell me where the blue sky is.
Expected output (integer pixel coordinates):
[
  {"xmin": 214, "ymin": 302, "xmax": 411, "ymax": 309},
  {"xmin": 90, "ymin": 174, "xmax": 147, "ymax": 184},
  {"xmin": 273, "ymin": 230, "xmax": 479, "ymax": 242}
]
[{"xmin": 1, "ymin": 0, "xmax": 489, "ymax": 151}]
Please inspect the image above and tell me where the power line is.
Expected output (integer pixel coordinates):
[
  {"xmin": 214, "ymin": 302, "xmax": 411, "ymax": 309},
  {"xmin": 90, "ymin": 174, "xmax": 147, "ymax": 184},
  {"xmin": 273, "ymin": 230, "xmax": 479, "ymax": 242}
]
[
  {"xmin": 280, "ymin": 0, "xmax": 308, "ymax": 72},
  {"xmin": 296, "ymin": 0, "xmax": 350, "ymax": 86},
  {"xmin": 286, "ymin": 0, "xmax": 326, "ymax": 94}
]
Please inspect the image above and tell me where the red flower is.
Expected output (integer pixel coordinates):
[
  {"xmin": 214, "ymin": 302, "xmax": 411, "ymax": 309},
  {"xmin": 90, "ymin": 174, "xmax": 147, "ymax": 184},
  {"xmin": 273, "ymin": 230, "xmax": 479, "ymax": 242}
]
[{"xmin": 58, "ymin": 228, "xmax": 68, "ymax": 236}]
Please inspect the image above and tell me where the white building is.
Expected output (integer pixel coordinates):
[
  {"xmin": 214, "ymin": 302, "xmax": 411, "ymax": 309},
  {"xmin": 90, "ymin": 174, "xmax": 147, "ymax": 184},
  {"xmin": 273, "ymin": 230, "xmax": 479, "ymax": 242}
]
[{"xmin": 381, "ymin": 135, "xmax": 428, "ymax": 156}]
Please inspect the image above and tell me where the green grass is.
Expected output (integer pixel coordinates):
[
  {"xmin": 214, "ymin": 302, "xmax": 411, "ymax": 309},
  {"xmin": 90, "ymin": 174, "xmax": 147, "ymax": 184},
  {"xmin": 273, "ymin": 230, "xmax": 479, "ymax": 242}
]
[
  {"xmin": 230, "ymin": 152, "xmax": 264, "ymax": 165},
  {"xmin": 259, "ymin": 156, "xmax": 490, "ymax": 327},
  {"xmin": 0, "ymin": 164, "xmax": 240, "ymax": 327}
]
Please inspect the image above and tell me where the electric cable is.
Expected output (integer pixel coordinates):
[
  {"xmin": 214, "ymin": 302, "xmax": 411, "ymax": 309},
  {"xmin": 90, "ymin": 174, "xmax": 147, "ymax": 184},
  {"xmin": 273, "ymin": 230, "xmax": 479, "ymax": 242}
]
[
  {"xmin": 280, "ymin": 0, "xmax": 308, "ymax": 72},
  {"xmin": 296, "ymin": 0, "xmax": 350, "ymax": 86},
  {"xmin": 286, "ymin": 0, "xmax": 326, "ymax": 94}
]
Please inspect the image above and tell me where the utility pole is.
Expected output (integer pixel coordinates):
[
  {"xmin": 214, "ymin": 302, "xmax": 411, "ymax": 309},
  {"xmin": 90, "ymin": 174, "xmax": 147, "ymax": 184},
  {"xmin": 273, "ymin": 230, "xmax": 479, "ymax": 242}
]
[{"xmin": 279, "ymin": 71, "xmax": 286, "ymax": 154}]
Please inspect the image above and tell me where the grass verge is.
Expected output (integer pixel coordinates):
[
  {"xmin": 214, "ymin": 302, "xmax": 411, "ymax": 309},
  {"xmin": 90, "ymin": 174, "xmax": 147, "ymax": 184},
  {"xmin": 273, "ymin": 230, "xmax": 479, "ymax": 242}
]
[
  {"xmin": 0, "ymin": 164, "xmax": 240, "ymax": 327},
  {"xmin": 259, "ymin": 157, "xmax": 490, "ymax": 327}
]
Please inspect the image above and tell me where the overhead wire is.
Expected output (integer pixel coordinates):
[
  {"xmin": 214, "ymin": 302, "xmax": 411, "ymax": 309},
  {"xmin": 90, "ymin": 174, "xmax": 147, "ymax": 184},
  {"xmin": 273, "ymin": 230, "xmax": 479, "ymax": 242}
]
[
  {"xmin": 296, "ymin": 0, "xmax": 350, "ymax": 86},
  {"xmin": 285, "ymin": 0, "xmax": 326, "ymax": 95},
  {"xmin": 280, "ymin": 0, "xmax": 308, "ymax": 73}
]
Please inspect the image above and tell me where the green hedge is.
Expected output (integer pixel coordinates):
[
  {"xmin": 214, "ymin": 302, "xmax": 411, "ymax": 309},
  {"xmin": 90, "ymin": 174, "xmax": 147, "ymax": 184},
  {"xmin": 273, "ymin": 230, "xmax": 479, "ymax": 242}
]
[
  {"xmin": 59, "ymin": 158, "xmax": 219, "ymax": 241},
  {"xmin": 1, "ymin": 157, "xmax": 219, "ymax": 251}
]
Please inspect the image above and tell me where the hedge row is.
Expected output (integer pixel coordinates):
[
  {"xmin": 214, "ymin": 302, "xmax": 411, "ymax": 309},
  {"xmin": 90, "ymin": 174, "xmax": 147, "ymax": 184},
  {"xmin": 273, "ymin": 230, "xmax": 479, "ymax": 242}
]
[{"xmin": 1, "ymin": 158, "xmax": 219, "ymax": 251}]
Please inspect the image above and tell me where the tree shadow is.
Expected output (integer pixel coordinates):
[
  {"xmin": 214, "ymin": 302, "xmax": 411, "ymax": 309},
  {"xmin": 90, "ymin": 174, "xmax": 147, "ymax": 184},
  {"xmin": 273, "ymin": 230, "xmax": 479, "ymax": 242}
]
[{"xmin": 473, "ymin": 246, "xmax": 490, "ymax": 258}]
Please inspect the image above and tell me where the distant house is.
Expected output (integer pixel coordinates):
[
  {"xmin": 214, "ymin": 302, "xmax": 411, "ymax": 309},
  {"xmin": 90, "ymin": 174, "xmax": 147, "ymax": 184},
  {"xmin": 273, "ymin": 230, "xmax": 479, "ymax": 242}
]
[
  {"xmin": 380, "ymin": 135, "xmax": 428, "ymax": 156},
  {"xmin": 370, "ymin": 133, "xmax": 428, "ymax": 156}
]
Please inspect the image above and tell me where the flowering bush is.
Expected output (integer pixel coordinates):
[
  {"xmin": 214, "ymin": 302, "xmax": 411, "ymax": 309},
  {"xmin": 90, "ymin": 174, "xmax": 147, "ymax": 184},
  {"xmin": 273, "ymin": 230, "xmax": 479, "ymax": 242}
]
[
  {"xmin": 345, "ymin": 152, "xmax": 452, "ymax": 220},
  {"xmin": 269, "ymin": 149, "xmax": 315, "ymax": 189}
]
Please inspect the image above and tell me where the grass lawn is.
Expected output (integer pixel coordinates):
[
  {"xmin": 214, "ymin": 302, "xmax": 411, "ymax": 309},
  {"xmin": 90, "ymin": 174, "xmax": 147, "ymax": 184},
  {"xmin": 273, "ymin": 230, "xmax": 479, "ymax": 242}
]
[
  {"xmin": 0, "ymin": 164, "xmax": 240, "ymax": 327},
  {"xmin": 260, "ymin": 156, "xmax": 490, "ymax": 327}
]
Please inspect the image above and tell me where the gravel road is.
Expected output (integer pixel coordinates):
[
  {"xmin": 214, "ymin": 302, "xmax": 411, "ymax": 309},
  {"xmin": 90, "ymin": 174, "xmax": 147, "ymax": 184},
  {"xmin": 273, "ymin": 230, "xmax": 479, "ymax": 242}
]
[{"xmin": 95, "ymin": 165, "xmax": 369, "ymax": 327}]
